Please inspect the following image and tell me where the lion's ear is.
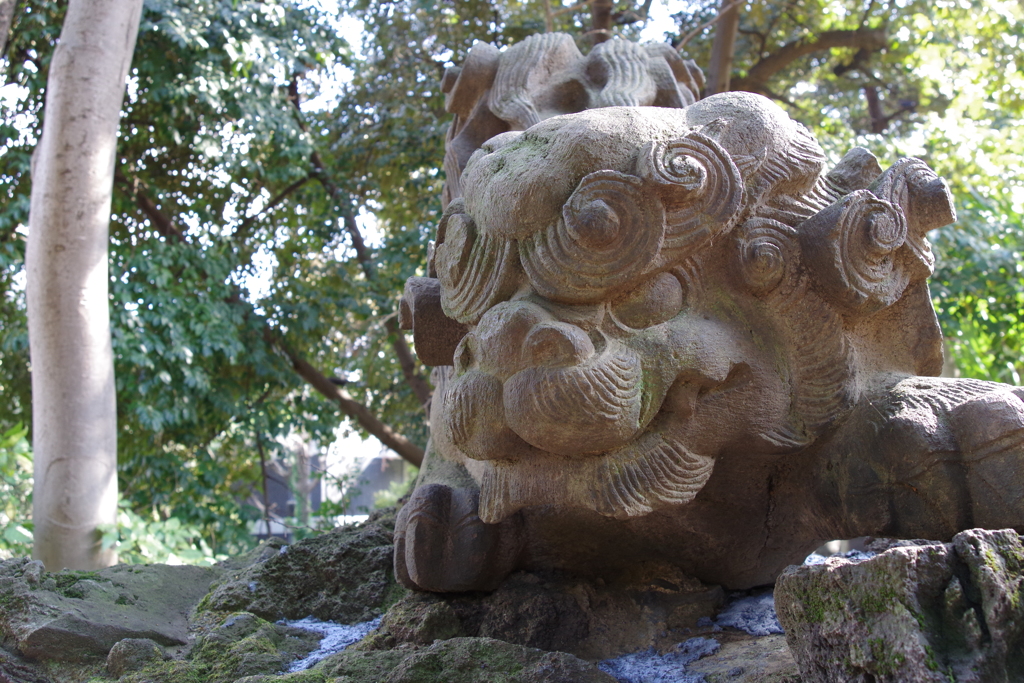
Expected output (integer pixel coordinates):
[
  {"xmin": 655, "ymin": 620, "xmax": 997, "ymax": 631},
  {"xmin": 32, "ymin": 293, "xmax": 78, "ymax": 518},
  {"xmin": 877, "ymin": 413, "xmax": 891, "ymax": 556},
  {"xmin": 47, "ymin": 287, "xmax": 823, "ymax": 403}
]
[
  {"xmin": 519, "ymin": 170, "xmax": 665, "ymax": 304},
  {"xmin": 637, "ymin": 132, "xmax": 745, "ymax": 262},
  {"xmin": 799, "ymin": 189, "xmax": 910, "ymax": 315},
  {"xmin": 435, "ymin": 207, "xmax": 523, "ymax": 325}
]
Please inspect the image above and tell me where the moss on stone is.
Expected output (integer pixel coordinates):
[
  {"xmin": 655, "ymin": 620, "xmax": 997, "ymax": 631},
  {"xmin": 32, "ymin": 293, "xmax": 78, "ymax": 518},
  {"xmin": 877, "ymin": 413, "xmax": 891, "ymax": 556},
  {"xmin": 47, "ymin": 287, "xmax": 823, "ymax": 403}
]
[
  {"xmin": 314, "ymin": 649, "xmax": 408, "ymax": 681},
  {"xmin": 118, "ymin": 612, "xmax": 319, "ymax": 683},
  {"xmin": 51, "ymin": 571, "xmax": 101, "ymax": 600},
  {"xmin": 197, "ymin": 512, "xmax": 398, "ymax": 624},
  {"xmin": 868, "ymin": 637, "xmax": 907, "ymax": 676},
  {"xmin": 36, "ymin": 659, "xmax": 110, "ymax": 683}
]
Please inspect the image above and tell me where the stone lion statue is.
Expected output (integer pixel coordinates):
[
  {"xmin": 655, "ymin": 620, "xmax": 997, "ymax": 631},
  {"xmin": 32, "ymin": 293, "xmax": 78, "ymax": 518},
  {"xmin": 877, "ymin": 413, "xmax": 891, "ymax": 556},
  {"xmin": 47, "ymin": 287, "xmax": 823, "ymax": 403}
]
[{"xmin": 393, "ymin": 36, "xmax": 1024, "ymax": 593}]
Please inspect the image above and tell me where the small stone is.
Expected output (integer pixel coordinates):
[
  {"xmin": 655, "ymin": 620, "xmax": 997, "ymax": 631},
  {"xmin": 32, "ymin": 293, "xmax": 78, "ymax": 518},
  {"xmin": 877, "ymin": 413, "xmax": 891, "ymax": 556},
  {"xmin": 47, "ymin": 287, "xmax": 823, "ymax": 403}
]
[
  {"xmin": 107, "ymin": 638, "xmax": 165, "ymax": 677},
  {"xmin": 22, "ymin": 561, "xmax": 44, "ymax": 587}
]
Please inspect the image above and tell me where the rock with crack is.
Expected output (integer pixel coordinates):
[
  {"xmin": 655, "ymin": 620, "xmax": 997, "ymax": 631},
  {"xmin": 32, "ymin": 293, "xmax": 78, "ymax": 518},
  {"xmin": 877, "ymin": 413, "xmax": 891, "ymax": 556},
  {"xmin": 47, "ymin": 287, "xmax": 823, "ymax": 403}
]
[{"xmin": 775, "ymin": 528, "xmax": 1024, "ymax": 682}]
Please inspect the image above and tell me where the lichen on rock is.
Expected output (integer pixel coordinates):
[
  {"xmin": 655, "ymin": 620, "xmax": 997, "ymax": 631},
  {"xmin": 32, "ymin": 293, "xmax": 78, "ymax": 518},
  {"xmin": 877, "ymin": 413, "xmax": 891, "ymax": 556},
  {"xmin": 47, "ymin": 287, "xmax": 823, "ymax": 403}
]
[
  {"xmin": 198, "ymin": 509, "xmax": 404, "ymax": 625},
  {"xmin": 775, "ymin": 528, "xmax": 1024, "ymax": 682}
]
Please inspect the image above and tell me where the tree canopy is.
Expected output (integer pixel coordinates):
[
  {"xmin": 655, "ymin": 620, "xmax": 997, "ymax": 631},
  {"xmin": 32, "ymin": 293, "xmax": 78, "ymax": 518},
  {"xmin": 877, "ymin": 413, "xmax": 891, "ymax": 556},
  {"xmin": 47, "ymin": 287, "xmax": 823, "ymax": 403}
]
[{"xmin": 1, "ymin": 0, "xmax": 1023, "ymax": 560}]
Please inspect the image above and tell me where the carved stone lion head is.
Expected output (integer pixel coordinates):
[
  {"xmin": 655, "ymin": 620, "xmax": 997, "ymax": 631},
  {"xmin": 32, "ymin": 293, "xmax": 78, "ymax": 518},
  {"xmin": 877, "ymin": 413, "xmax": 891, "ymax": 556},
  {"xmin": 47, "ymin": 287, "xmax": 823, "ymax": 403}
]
[{"xmin": 426, "ymin": 92, "xmax": 953, "ymax": 526}]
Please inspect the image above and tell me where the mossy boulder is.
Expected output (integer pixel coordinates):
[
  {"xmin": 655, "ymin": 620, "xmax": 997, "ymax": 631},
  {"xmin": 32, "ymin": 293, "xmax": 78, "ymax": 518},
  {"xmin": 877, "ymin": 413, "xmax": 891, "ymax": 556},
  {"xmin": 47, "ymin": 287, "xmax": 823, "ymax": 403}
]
[
  {"xmin": 0, "ymin": 558, "xmax": 222, "ymax": 661},
  {"xmin": 199, "ymin": 510, "xmax": 404, "ymax": 624},
  {"xmin": 119, "ymin": 611, "xmax": 322, "ymax": 683},
  {"xmin": 359, "ymin": 565, "xmax": 722, "ymax": 660},
  {"xmin": 106, "ymin": 638, "xmax": 166, "ymax": 677},
  {"xmin": 776, "ymin": 528, "xmax": 1024, "ymax": 682},
  {"xmin": 318, "ymin": 637, "xmax": 615, "ymax": 683}
]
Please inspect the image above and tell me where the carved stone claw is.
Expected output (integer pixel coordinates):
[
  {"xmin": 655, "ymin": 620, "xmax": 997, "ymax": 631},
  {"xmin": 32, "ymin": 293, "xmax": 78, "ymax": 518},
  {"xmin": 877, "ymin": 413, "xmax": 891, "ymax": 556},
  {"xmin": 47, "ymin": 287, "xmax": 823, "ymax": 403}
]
[{"xmin": 394, "ymin": 483, "xmax": 523, "ymax": 592}]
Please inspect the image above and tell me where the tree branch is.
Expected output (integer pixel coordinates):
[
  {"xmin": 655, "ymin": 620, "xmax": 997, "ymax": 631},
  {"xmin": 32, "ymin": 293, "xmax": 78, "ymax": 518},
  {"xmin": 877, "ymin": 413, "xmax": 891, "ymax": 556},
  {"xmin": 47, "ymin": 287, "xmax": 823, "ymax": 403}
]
[
  {"xmin": 551, "ymin": 0, "xmax": 595, "ymax": 17},
  {"xmin": 732, "ymin": 27, "xmax": 888, "ymax": 93},
  {"xmin": 339, "ymin": 208, "xmax": 434, "ymax": 408},
  {"xmin": 265, "ymin": 329, "xmax": 424, "ymax": 467},
  {"xmin": 234, "ymin": 174, "xmax": 312, "ymax": 240},
  {"xmin": 308, "ymin": 144, "xmax": 433, "ymax": 409},
  {"xmin": 705, "ymin": 0, "xmax": 742, "ymax": 95},
  {"xmin": 290, "ymin": 77, "xmax": 434, "ymax": 410},
  {"xmin": 0, "ymin": 0, "xmax": 16, "ymax": 59},
  {"xmin": 114, "ymin": 169, "xmax": 185, "ymax": 242},
  {"xmin": 676, "ymin": 0, "xmax": 744, "ymax": 53}
]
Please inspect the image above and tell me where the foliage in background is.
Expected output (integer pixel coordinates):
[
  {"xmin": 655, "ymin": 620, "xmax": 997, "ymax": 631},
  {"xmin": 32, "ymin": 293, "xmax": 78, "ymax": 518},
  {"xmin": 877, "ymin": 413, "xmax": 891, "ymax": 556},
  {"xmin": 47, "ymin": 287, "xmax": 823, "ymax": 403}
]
[
  {"xmin": 373, "ymin": 464, "xmax": 419, "ymax": 510},
  {"xmin": 932, "ymin": 189, "xmax": 1024, "ymax": 384},
  {"xmin": 99, "ymin": 499, "xmax": 227, "ymax": 566},
  {"xmin": 0, "ymin": 423, "xmax": 33, "ymax": 559}
]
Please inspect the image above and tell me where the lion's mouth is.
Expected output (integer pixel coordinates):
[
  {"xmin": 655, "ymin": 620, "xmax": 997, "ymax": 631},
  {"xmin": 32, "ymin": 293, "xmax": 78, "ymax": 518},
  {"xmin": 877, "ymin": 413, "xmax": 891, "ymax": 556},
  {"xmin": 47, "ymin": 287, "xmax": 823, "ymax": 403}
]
[
  {"xmin": 440, "ymin": 346, "xmax": 757, "ymax": 522},
  {"xmin": 503, "ymin": 344, "xmax": 644, "ymax": 455}
]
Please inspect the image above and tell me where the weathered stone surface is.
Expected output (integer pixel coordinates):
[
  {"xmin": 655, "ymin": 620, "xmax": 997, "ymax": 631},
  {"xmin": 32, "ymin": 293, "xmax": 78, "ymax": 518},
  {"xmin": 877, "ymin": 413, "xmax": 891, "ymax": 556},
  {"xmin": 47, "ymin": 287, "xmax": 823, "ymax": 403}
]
[
  {"xmin": 396, "ymin": 32, "xmax": 1024, "ymax": 595},
  {"xmin": 685, "ymin": 633, "xmax": 799, "ymax": 683},
  {"xmin": 374, "ymin": 637, "xmax": 617, "ymax": 683},
  {"xmin": 775, "ymin": 528, "xmax": 1024, "ymax": 682},
  {"xmin": 119, "ymin": 611, "xmax": 321, "ymax": 683},
  {"xmin": 439, "ymin": 34, "xmax": 703, "ymax": 206},
  {"xmin": 0, "ymin": 557, "xmax": 221, "ymax": 661},
  {"xmin": 106, "ymin": 637, "xmax": 165, "ymax": 677},
  {"xmin": 399, "ymin": 276, "xmax": 468, "ymax": 366},
  {"xmin": 236, "ymin": 636, "xmax": 617, "ymax": 683},
  {"xmin": 200, "ymin": 509, "xmax": 403, "ymax": 623},
  {"xmin": 0, "ymin": 645, "xmax": 53, "ymax": 683},
  {"xmin": 360, "ymin": 566, "xmax": 722, "ymax": 660}
]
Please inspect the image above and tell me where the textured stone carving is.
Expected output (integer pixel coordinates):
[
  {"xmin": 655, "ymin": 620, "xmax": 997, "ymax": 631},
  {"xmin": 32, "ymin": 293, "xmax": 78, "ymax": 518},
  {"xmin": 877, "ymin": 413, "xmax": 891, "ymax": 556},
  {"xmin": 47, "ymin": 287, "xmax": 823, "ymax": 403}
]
[
  {"xmin": 439, "ymin": 33, "xmax": 703, "ymax": 206},
  {"xmin": 395, "ymin": 36, "xmax": 1024, "ymax": 594}
]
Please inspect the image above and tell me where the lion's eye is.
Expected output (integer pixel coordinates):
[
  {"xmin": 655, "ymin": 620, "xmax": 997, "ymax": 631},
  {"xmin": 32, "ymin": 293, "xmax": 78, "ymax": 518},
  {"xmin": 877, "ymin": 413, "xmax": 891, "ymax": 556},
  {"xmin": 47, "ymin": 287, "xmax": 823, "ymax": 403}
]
[{"xmin": 611, "ymin": 271, "xmax": 685, "ymax": 329}]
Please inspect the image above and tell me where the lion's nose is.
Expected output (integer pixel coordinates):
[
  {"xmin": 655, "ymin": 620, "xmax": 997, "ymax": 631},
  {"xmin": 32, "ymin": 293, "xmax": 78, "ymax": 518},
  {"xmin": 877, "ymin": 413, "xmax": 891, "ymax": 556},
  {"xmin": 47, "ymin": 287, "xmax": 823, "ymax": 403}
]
[
  {"xmin": 522, "ymin": 322, "xmax": 595, "ymax": 368},
  {"xmin": 465, "ymin": 300, "xmax": 595, "ymax": 379}
]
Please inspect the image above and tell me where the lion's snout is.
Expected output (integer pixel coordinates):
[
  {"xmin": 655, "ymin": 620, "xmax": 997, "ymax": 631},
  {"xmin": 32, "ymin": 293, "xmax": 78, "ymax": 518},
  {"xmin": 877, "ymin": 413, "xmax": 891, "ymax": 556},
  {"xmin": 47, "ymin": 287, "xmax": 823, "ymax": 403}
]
[{"xmin": 445, "ymin": 300, "xmax": 645, "ymax": 459}]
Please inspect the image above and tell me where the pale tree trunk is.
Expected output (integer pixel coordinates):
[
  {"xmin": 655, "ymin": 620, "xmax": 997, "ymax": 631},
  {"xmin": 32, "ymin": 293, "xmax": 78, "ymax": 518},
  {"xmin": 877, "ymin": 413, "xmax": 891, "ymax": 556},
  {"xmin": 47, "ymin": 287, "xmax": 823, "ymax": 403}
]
[
  {"xmin": 26, "ymin": 0, "xmax": 143, "ymax": 570},
  {"xmin": 705, "ymin": 0, "xmax": 741, "ymax": 95},
  {"xmin": 0, "ymin": 0, "xmax": 16, "ymax": 58}
]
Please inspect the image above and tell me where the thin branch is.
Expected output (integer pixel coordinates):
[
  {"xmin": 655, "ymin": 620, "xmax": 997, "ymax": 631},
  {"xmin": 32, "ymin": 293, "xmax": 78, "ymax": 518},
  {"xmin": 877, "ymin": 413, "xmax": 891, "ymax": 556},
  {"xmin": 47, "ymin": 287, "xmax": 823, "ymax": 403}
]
[
  {"xmin": 114, "ymin": 169, "xmax": 185, "ymax": 242},
  {"xmin": 256, "ymin": 432, "xmax": 273, "ymax": 537},
  {"xmin": 552, "ymin": 0, "xmax": 596, "ymax": 17},
  {"xmin": 676, "ymin": 0, "xmax": 744, "ymax": 52},
  {"xmin": 266, "ymin": 329, "xmax": 425, "ymax": 467},
  {"xmin": 543, "ymin": 0, "xmax": 554, "ymax": 32},
  {"xmin": 337, "ymin": 209, "xmax": 433, "ymax": 408},
  {"xmin": 859, "ymin": 0, "xmax": 877, "ymax": 28},
  {"xmin": 292, "ymin": 73, "xmax": 434, "ymax": 411},
  {"xmin": 234, "ymin": 174, "xmax": 312, "ymax": 239}
]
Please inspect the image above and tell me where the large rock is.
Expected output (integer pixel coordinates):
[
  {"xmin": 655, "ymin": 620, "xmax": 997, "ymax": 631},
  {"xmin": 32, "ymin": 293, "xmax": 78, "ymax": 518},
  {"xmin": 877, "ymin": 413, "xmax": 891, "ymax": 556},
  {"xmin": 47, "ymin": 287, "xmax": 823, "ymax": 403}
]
[
  {"xmin": 358, "ymin": 565, "xmax": 723, "ymax": 659},
  {"xmin": 0, "ymin": 557, "xmax": 221, "ymax": 661},
  {"xmin": 775, "ymin": 528, "xmax": 1024, "ymax": 682},
  {"xmin": 685, "ymin": 633, "xmax": 799, "ymax": 683},
  {"xmin": 325, "ymin": 637, "xmax": 617, "ymax": 683},
  {"xmin": 118, "ymin": 611, "xmax": 322, "ymax": 683},
  {"xmin": 200, "ymin": 510, "xmax": 402, "ymax": 623}
]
